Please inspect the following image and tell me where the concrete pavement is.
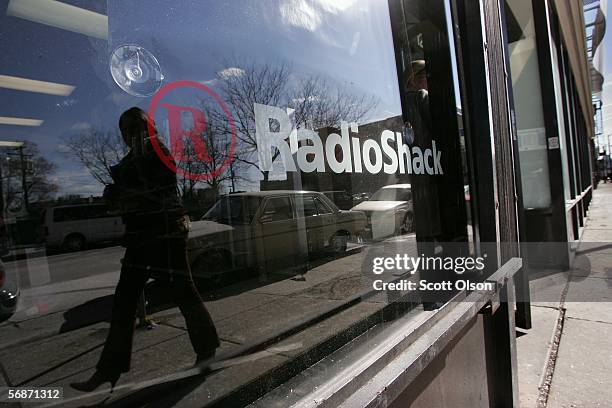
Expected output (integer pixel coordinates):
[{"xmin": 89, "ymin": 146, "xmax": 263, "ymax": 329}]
[{"xmin": 517, "ymin": 183, "xmax": 612, "ymax": 408}]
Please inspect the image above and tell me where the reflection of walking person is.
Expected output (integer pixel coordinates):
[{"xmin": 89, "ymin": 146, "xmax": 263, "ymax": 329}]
[
  {"xmin": 403, "ymin": 60, "xmax": 447, "ymax": 310},
  {"xmin": 403, "ymin": 60, "xmax": 441, "ymax": 240},
  {"xmin": 71, "ymin": 107, "xmax": 219, "ymax": 393}
]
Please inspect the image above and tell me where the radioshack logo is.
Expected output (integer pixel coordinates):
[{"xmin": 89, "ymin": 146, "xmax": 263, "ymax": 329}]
[
  {"xmin": 147, "ymin": 80, "xmax": 236, "ymax": 181},
  {"xmin": 254, "ymin": 103, "xmax": 443, "ymax": 176}
]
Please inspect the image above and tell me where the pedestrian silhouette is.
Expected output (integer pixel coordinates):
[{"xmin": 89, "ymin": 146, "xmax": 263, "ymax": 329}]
[{"xmin": 71, "ymin": 107, "xmax": 219, "ymax": 393}]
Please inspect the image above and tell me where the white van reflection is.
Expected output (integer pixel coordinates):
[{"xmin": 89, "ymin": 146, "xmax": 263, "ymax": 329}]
[
  {"xmin": 44, "ymin": 203, "xmax": 124, "ymax": 252},
  {"xmin": 350, "ymin": 184, "xmax": 414, "ymax": 240},
  {"xmin": 187, "ymin": 191, "xmax": 367, "ymax": 285}
]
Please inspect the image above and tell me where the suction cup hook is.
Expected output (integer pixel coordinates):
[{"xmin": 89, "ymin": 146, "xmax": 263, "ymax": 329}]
[{"xmin": 110, "ymin": 45, "xmax": 164, "ymax": 97}]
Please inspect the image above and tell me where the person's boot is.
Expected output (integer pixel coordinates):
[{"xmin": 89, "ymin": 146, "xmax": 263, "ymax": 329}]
[
  {"xmin": 70, "ymin": 370, "xmax": 121, "ymax": 393},
  {"xmin": 194, "ymin": 349, "xmax": 216, "ymax": 366}
]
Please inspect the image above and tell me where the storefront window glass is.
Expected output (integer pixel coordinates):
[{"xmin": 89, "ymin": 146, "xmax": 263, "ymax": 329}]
[
  {"xmin": 0, "ymin": 0, "xmax": 473, "ymax": 403},
  {"xmin": 549, "ymin": 39, "xmax": 573, "ymax": 202},
  {"xmin": 506, "ymin": 0, "xmax": 552, "ymax": 209}
]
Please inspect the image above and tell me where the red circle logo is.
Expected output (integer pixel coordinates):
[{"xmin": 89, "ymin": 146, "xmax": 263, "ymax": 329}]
[{"xmin": 147, "ymin": 80, "xmax": 236, "ymax": 181}]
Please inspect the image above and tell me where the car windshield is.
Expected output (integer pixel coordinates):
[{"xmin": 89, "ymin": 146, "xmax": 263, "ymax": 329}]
[
  {"xmin": 203, "ymin": 196, "xmax": 262, "ymax": 225},
  {"xmin": 370, "ymin": 187, "xmax": 412, "ymax": 202}
]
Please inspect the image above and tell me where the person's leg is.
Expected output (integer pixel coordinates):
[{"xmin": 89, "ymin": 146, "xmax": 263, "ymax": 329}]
[
  {"xmin": 170, "ymin": 252, "xmax": 220, "ymax": 356},
  {"xmin": 97, "ymin": 261, "xmax": 149, "ymax": 374}
]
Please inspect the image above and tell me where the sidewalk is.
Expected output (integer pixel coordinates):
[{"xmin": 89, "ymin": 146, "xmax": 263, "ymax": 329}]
[{"xmin": 517, "ymin": 183, "xmax": 612, "ymax": 407}]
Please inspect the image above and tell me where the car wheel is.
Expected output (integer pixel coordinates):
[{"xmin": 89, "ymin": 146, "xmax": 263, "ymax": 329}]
[
  {"xmin": 329, "ymin": 233, "xmax": 348, "ymax": 254},
  {"xmin": 62, "ymin": 234, "xmax": 86, "ymax": 252},
  {"xmin": 400, "ymin": 213, "xmax": 414, "ymax": 234}
]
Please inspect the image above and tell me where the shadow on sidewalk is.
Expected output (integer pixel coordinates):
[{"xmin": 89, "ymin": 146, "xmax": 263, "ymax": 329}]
[
  {"xmin": 59, "ymin": 279, "xmax": 179, "ymax": 333},
  {"xmin": 60, "ymin": 295, "xmax": 115, "ymax": 333}
]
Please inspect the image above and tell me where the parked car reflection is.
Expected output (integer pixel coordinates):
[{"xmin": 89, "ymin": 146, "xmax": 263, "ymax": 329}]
[
  {"xmin": 187, "ymin": 191, "xmax": 367, "ymax": 286},
  {"xmin": 350, "ymin": 184, "xmax": 414, "ymax": 240}
]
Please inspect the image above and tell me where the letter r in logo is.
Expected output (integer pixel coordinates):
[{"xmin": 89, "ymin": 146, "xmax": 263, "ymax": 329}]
[{"xmin": 160, "ymin": 103, "xmax": 211, "ymax": 163}]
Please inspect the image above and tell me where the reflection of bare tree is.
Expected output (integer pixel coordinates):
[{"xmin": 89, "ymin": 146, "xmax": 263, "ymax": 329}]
[
  {"xmin": 65, "ymin": 120, "xmax": 246, "ymax": 198},
  {"xmin": 2, "ymin": 141, "xmax": 58, "ymax": 208},
  {"xmin": 215, "ymin": 61, "xmax": 291, "ymax": 179},
  {"xmin": 178, "ymin": 104, "xmax": 248, "ymax": 197},
  {"xmin": 216, "ymin": 59, "xmax": 378, "ymax": 179},
  {"xmin": 64, "ymin": 130, "xmax": 127, "ymax": 186},
  {"xmin": 289, "ymin": 76, "xmax": 377, "ymax": 129},
  {"xmin": 22, "ymin": 143, "xmax": 58, "ymax": 203}
]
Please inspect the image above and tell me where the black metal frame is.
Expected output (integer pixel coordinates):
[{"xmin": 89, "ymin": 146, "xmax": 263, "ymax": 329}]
[
  {"xmin": 453, "ymin": 0, "xmax": 499, "ymax": 264},
  {"xmin": 452, "ymin": 0, "xmax": 524, "ymax": 404}
]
